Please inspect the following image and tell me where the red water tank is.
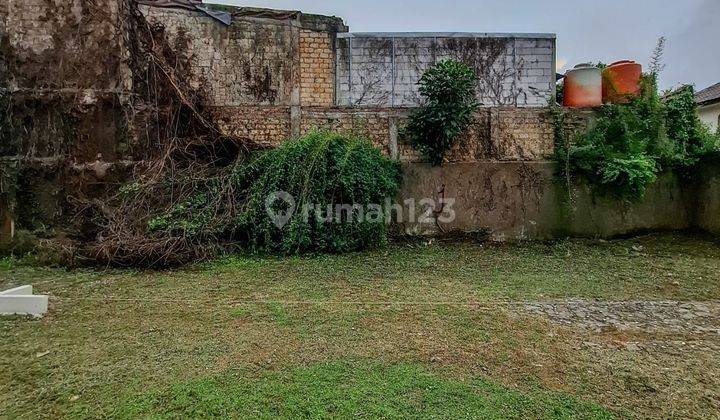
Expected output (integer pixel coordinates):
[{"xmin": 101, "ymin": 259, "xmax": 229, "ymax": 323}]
[
  {"xmin": 563, "ymin": 64, "xmax": 603, "ymax": 108},
  {"xmin": 602, "ymin": 60, "xmax": 642, "ymax": 103}
]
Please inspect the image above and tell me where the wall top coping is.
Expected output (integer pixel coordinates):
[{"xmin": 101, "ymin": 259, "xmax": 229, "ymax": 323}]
[{"xmin": 337, "ymin": 32, "xmax": 556, "ymax": 39}]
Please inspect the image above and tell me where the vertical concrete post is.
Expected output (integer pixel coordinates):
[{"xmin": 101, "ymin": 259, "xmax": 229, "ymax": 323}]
[
  {"xmin": 512, "ymin": 38, "xmax": 519, "ymax": 107},
  {"xmin": 390, "ymin": 36, "xmax": 396, "ymax": 107},
  {"xmin": 290, "ymin": 22, "xmax": 302, "ymax": 137},
  {"xmin": 348, "ymin": 36, "xmax": 353, "ymax": 105},
  {"xmin": 388, "ymin": 117, "xmax": 399, "ymax": 160}
]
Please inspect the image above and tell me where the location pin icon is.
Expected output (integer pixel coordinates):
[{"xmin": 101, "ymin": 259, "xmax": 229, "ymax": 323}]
[{"xmin": 265, "ymin": 191, "xmax": 296, "ymax": 228}]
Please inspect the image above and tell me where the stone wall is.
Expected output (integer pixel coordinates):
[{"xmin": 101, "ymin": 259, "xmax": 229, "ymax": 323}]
[{"xmin": 336, "ymin": 33, "xmax": 556, "ymax": 107}]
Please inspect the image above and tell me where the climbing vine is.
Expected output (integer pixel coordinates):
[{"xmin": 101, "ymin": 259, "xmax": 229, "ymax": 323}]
[{"xmin": 554, "ymin": 76, "xmax": 718, "ymax": 201}]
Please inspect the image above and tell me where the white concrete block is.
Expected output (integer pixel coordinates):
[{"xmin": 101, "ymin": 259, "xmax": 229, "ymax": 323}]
[
  {"xmin": 0, "ymin": 285, "xmax": 49, "ymax": 316},
  {"xmin": 0, "ymin": 285, "xmax": 33, "ymax": 295}
]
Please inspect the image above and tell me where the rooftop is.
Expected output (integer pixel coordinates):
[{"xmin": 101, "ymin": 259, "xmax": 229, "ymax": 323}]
[{"xmin": 695, "ymin": 82, "xmax": 720, "ymax": 106}]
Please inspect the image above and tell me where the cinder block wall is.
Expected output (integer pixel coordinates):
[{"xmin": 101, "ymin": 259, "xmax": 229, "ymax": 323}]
[{"xmin": 335, "ymin": 33, "xmax": 556, "ymax": 107}]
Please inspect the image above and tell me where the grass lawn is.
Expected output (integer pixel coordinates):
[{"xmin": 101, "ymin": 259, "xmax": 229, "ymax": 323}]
[{"xmin": 1, "ymin": 233, "xmax": 719, "ymax": 418}]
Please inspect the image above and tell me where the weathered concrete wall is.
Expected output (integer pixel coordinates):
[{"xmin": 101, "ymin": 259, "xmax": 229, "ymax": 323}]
[
  {"xmin": 1, "ymin": 0, "xmax": 132, "ymax": 240},
  {"xmin": 2, "ymin": 2, "xmax": 716, "ymax": 246},
  {"xmin": 1, "ymin": 0, "xmax": 130, "ymax": 162},
  {"xmin": 336, "ymin": 33, "xmax": 555, "ymax": 107},
  {"xmin": 398, "ymin": 162, "xmax": 694, "ymax": 240},
  {"xmin": 140, "ymin": 6, "xmax": 298, "ymax": 107},
  {"xmin": 3, "ymin": 0, "xmax": 128, "ymax": 91},
  {"xmin": 694, "ymin": 159, "xmax": 720, "ymax": 235}
]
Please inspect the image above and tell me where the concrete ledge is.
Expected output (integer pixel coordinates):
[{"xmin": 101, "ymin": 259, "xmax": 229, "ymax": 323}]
[
  {"xmin": 0, "ymin": 285, "xmax": 49, "ymax": 317},
  {"xmin": 338, "ymin": 32, "xmax": 556, "ymax": 39}
]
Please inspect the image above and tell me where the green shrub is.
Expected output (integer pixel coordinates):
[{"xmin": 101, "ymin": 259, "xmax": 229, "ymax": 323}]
[
  {"xmin": 664, "ymin": 86, "xmax": 718, "ymax": 169},
  {"xmin": 404, "ymin": 59, "xmax": 478, "ymax": 166},
  {"xmin": 231, "ymin": 131, "xmax": 402, "ymax": 254},
  {"xmin": 554, "ymin": 77, "xmax": 718, "ymax": 201},
  {"xmin": 148, "ymin": 131, "xmax": 402, "ymax": 255}
]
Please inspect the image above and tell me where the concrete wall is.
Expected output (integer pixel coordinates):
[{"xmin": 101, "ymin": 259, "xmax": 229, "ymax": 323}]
[
  {"xmin": 1, "ymin": 0, "xmax": 130, "ymax": 161},
  {"xmin": 336, "ymin": 33, "xmax": 556, "ymax": 107},
  {"xmin": 698, "ymin": 102, "xmax": 720, "ymax": 133},
  {"xmin": 398, "ymin": 162, "xmax": 695, "ymax": 240},
  {"xmin": 694, "ymin": 159, "xmax": 720, "ymax": 235},
  {"xmin": 140, "ymin": 6, "xmax": 298, "ymax": 107}
]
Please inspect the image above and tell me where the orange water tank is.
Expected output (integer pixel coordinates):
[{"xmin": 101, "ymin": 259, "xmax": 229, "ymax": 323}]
[
  {"xmin": 563, "ymin": 63, "xmax": 602, "ymax": 108},
  {"xmin": 602, "ymin": 60, "xmax": 642, "ymax": 103}
]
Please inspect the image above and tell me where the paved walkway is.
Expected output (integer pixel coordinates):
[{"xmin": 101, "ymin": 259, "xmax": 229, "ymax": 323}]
[{"xmin": 521, "ymin": 300, "xmax": 720, "ymax": 334}]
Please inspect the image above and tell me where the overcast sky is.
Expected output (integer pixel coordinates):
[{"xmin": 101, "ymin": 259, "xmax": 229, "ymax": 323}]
[{"xmin": 217, "ymin": 0, "xmax": 719, "ymax": 91}]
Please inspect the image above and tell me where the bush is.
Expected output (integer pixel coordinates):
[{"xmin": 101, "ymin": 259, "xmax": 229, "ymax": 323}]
[
  {"xmin": 554, "ymin": 77, "xmax": 718, "ymax": 201},
  {"xmin": 147, "ymin": 131, "xmax": 402, "ymax": 256},
  {"xmin": 664, "ymin": 86, "xmax": 718, "ymax": 169},
  {"xmin": 230, "ymin": 131, "xmax": 402, "ymax": 254},
  {"xmin": 404, "ymin": 59, "xmax": 478, "ymax": 166}
]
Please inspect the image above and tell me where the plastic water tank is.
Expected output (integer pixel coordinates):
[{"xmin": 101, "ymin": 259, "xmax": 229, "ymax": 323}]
[
  {"xmin": 563, "ymin": 63, "xmax": 602, "ymax": 108},
  {"xmin": 602, "ymin": 60, "xmax": 642, "ymax": 103}
]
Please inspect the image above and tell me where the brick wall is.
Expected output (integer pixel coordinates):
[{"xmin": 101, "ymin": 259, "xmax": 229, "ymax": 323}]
[
  {"xmin": 492, "ymin": 108, "xmax": 555, "ymax": 160},
  {"xmin": 212, "ymin": 107, "xmax": 292, "ymax": 148},
  {"xmin": 300, "ymin": 108, "xmax": 391, "ymax": 154},
  {"xmin": 300, "ymin": 107, "xmax": 580, "ymax": 163},
  {"xmin": 299, "ymin": 30, "xmax": 335, "ymax": 106}
]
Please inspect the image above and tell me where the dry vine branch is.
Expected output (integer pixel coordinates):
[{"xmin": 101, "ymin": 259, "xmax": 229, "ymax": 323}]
[{"xmin": 73, "ymin": 1, "xmax": 252, "ymax": 267}]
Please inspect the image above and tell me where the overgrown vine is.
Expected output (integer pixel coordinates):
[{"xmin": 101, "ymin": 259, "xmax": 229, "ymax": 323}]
[{"xmin": 553, "ymin": 75, "xmax": 718, "ymax": 201}]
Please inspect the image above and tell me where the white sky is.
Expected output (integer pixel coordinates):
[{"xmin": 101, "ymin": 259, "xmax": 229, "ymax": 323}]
[{"xmin": 215, "ymin": 0, "xmax": 719, "ymax": 91}]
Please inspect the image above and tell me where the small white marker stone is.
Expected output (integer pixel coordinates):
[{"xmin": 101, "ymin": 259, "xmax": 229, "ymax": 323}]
[{"xmin": 0, "ymin": 285, "xmax": 49, "ymax": 317}]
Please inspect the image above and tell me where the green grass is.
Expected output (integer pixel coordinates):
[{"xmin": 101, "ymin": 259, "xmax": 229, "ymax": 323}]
[
  {"xmin": 117, "ymin": 360, "xmax": 613, "ymax": 419},
  {"xmin": 1, "ymin": 233, "xmax": 719, "ymax": 418}
]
